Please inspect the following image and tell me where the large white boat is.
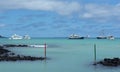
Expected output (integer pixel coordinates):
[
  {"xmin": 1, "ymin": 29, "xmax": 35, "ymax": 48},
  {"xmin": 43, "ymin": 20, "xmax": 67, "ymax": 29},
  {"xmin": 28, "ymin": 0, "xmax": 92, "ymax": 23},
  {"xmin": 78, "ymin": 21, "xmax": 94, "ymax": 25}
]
[
  {"xmin": 69, "ymin": 34, "xmax": 84, "ymax": 39},
  {"xmin": 9, "ymin": 34, "xmax": 31, "ymax": 40},
  {"xmin": 9, "ymin": 34, "xmax": 23, "ymax": 40}
]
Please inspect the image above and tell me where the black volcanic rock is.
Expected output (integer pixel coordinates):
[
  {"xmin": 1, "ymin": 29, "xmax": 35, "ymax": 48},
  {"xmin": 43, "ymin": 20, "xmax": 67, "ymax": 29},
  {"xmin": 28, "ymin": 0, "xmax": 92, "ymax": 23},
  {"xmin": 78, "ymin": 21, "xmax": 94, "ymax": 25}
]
[
  {"xmin": 0, "ymin": 48, "xmax": 10, "ymax": 55},
  {"xmin": 0, "ymin": 45, "xmax": 46, "ymax": 61},
  {"xmin": 3, "ymin": 44, "xmax": 28, "ymax": 47},
  {"xmin": 96, "ymin": 58, "xmax": 120, "ymax": 67}
]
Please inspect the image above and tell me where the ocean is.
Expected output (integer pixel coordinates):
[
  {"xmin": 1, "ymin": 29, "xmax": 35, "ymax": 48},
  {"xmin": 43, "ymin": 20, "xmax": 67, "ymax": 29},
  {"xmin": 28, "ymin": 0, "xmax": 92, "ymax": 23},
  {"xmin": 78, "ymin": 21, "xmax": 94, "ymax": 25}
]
[{"xmin": 0, "ymin": 38, "xmax": 120, "ymax": 72}]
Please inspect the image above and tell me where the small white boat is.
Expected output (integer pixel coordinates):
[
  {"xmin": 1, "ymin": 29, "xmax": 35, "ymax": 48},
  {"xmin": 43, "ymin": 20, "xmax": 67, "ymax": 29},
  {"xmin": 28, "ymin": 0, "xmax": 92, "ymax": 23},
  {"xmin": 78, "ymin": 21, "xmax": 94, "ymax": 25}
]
[
  {"xmin": 107, "ymin": 36, "xmax": 115, "ymax": 40},
  {"xmin": 23, "ymin": 35, "xmax": 31, "ymax": 39},
  {"xmin": 9, "ymin": 34, "xmax": 23, "ymax": 40}
]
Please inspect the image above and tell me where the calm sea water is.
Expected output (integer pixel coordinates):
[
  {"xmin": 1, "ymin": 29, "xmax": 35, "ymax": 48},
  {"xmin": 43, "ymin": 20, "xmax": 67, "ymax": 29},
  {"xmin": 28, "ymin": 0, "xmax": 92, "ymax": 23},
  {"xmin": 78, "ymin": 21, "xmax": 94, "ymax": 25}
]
[{"xmin": 0, "ymin": 38, "xmax": 120, "ymax": 72}]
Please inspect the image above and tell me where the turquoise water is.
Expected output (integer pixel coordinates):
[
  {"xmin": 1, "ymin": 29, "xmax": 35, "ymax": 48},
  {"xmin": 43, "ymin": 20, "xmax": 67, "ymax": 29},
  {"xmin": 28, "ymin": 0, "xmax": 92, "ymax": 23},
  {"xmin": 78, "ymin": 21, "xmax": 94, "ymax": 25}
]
[{"xmin": 0, "ymin": 38, "xmax": 120, "ymax": 72}]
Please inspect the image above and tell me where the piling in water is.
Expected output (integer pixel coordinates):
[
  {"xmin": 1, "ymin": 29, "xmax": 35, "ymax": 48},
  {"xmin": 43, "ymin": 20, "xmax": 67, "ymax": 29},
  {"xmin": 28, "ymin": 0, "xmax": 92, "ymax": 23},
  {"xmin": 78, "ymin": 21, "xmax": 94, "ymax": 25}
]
[
  {"xmin": 93, "ymin": 44, "xmax": 97, "ymax": 65},
  {"xmin": 44, "ymin": 43, "xmax": 46, "ymax": 58}
]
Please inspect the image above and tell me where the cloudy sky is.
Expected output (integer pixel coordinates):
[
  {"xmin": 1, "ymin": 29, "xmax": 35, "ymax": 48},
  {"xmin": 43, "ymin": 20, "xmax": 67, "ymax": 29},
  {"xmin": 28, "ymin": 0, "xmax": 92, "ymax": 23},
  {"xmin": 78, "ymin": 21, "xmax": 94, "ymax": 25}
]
[{"xmin": 0, "ymin": 0, "xmax": 120, "ymax": 37}]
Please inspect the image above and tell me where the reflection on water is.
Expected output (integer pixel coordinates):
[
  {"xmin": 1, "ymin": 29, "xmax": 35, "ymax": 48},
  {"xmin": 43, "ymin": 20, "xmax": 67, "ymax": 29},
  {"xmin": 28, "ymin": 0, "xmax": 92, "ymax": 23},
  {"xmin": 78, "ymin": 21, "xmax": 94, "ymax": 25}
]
[
  {"xmin": 48, "ymin": 44, "xmax": 61, "ymax": 48},
  {"xmin": 43, "ymin": 60, "xmax": 47, "ymax": 72}
]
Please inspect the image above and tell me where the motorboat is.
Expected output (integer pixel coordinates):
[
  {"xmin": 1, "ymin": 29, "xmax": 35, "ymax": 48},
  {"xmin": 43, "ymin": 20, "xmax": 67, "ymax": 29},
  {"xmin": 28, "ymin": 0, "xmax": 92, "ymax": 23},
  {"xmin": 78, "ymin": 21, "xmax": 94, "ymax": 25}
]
[
  {"xmin": 107, "ymin": 36, "xmax": 115, "ymax": 40},
  {"xmin": 97, "ymin": 36, "xmax": 107, "ymax": 39},
  {"xmin": 9, "ymin": 34, "xmax": 31, "ymax": 40},
  {"xmin": 97, "ymin": 30, "xmax": 107, "ymax": 39},
  {"xmin": 69, "ymin": 34, "xmax": 84, "ymax": 39},
  {"xmin": 9, "ymin": 34, "xmax": 23, "ymax": 40},
  {"xmin": 23, "ymin": 35, "xmax": 31, "ymax": 39}
]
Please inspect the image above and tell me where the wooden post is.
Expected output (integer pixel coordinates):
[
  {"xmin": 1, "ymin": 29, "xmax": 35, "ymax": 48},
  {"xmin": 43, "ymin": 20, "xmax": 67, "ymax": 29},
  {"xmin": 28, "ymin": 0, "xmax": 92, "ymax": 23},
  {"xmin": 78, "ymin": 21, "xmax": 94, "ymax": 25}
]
[
  {"xmin": 94, "ymin": 44, "xmax": 97, "ymax": 65},
  {"xmin": 44, "ymin": 43, "xmax": 46, "ymax": 58}
]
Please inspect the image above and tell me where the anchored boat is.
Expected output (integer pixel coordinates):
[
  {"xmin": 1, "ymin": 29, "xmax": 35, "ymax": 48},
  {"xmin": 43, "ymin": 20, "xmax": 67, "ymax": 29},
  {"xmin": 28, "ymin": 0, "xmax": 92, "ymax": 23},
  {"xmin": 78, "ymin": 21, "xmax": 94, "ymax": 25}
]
[
  {"xmin": 9, "ymin": 34, "xmax": 31, "ymax": 40},
  {"xmin": 9, "ymin": 34, "xmax": 23, "ymax": 40},
  {"xmin": 97, "ymin": 30, "xmax": 107, "ymax": 39},
  {"xmin": 107, "ymin": 36, "xmax": 115, "ymax": 40},
  {"xmin": 23, "ymin": 35, "xmax": 31, "ymax": 39},
  {"xmin": 97, "ymin": 36, "xmax": 107, "ymax": 39},
  {"xmin": 69, "ymin": 34, "xmax": 84, "ymax": 39}
]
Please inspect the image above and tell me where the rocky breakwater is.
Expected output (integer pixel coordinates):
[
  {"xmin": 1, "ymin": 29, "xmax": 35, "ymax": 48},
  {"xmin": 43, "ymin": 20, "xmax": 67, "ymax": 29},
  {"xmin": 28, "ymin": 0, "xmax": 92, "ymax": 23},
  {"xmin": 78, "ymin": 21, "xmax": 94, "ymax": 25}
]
[{"xmin": 0, "ymin": 45, "xmax": 46, "ymax": 61}]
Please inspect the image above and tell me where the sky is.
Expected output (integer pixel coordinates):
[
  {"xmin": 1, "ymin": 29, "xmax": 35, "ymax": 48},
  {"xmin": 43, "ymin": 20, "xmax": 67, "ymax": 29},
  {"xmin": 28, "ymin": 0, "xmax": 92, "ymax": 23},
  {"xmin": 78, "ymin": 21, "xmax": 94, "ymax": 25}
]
[{"xmin": 0, "ymin": 0, "xmax": 120, "ymax": 37}]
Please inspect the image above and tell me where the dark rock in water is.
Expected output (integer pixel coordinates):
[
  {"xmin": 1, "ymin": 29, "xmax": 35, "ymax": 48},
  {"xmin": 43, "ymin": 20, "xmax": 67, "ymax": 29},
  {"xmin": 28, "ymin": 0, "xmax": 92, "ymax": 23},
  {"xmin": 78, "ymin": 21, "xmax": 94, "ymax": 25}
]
[
  {"xmin": 17, "ymin": 45, "xmax": 28, "ymax": 47},
  {"xmin": 3, "ymin": 44, "xmax": 17, "ymax": 47},
  {"xmin": 0, "ymin": 48, "xmax": 10, "ymax": 55},
  {"xmin": 0, "ymin": 46, "xmax": 4, "ymax": 48},
  {"xmin": 9, "ymin": 53, "xmax": 15, "ymax": 56},
  {"xmin": 96, "ymin": 58, "xmax": 120, "ymax": 67},
  {"xmin": 0, "ymin": 45, "xmax": 46, "ymax": 61},
  {"xmin": 3, "ymin": 44, "xmax": 28, "ymax": 48}
]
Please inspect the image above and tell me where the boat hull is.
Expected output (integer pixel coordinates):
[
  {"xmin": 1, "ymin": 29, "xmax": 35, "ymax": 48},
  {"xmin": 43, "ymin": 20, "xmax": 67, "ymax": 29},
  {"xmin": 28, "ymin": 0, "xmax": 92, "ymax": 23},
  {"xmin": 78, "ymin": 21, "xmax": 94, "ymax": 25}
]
[
  {"xmin": 97, "ymin": 37, "xmax": 107, "ymax": 39},
  {"xmin": 69, "ymin": 37, "xmax": 84, "ymax": 39}
]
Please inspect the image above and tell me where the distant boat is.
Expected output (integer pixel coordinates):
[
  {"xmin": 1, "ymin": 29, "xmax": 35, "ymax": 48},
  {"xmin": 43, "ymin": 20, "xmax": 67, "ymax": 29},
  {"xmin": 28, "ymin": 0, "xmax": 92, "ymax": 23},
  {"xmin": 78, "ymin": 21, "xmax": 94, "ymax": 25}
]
[
  {"xmin": 97, "ymin": 36, "xmax": 107, "ymax": 39},
  {"xmin": 97, "ymin": 30, "xmax": 107, "ymax": 39},
  {"xmin": 23, "ymin": 35, "xmax": 31, "ymax": 39},
  {"xmin": 85, "ymin": 35, "xmax": 90, "ymax": 38},
  {"xmin": 107, "ymin": 36, "xmax": 115, "ymax": 40},
  {"xmin": 9, "ymin": 34, "xmax": 31, "ymax": 40},
  {"xmin": 9, "ymin": 34, "xmax": 23, "ymax": 40},
  {"xmin": 69, "ymin": 34, "xmax": 84, "ymax": 39}
]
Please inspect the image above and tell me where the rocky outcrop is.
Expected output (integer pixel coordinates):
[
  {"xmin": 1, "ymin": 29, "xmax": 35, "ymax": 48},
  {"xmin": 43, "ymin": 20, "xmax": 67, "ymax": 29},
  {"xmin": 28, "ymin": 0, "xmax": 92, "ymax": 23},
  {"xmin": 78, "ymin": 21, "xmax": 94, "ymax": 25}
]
[
  {"xmin": 0, "ymin": 45, "xmax": 46, "ymax": 61},
  {"xmin": 3, "ymin": 44, "xmax": 28, "ymax": 48},
  {"xmin": 96, "ymin": 58, "xmax": 120, "ymax": 66}
]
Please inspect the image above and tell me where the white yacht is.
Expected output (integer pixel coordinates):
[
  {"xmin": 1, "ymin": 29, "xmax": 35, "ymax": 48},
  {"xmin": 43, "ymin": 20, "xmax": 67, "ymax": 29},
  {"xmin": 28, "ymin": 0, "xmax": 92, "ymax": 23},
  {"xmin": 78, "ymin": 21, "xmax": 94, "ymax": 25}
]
[
  {"xmin": 9, "ymin": 34, "xmax": 23, "ymax": 40},
  {"xmin": 9, "ymin": 34, "xmax": 31, "ymax": 40},
  {"xmin": 23, "ymin": 35, "xmax": 31, "ymax": 39},
  {"xmin": 69, "ymin": 34, "xmax": 84, "ymax": 39}
]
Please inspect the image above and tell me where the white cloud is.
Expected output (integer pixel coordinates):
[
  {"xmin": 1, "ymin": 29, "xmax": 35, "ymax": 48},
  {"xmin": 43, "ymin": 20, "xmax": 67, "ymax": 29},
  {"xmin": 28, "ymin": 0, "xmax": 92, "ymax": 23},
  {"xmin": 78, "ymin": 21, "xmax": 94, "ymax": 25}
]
[
  {"xmin": 0, "ymin": 0, "xmax": 81, "ymax": 15},
  {"xmin": 0, "ymin": 0, "xmax": 120, "ymax": 22},
  {"xmin": 81, "ymin": 3, "xmax": 120, "ymax": 20}
]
